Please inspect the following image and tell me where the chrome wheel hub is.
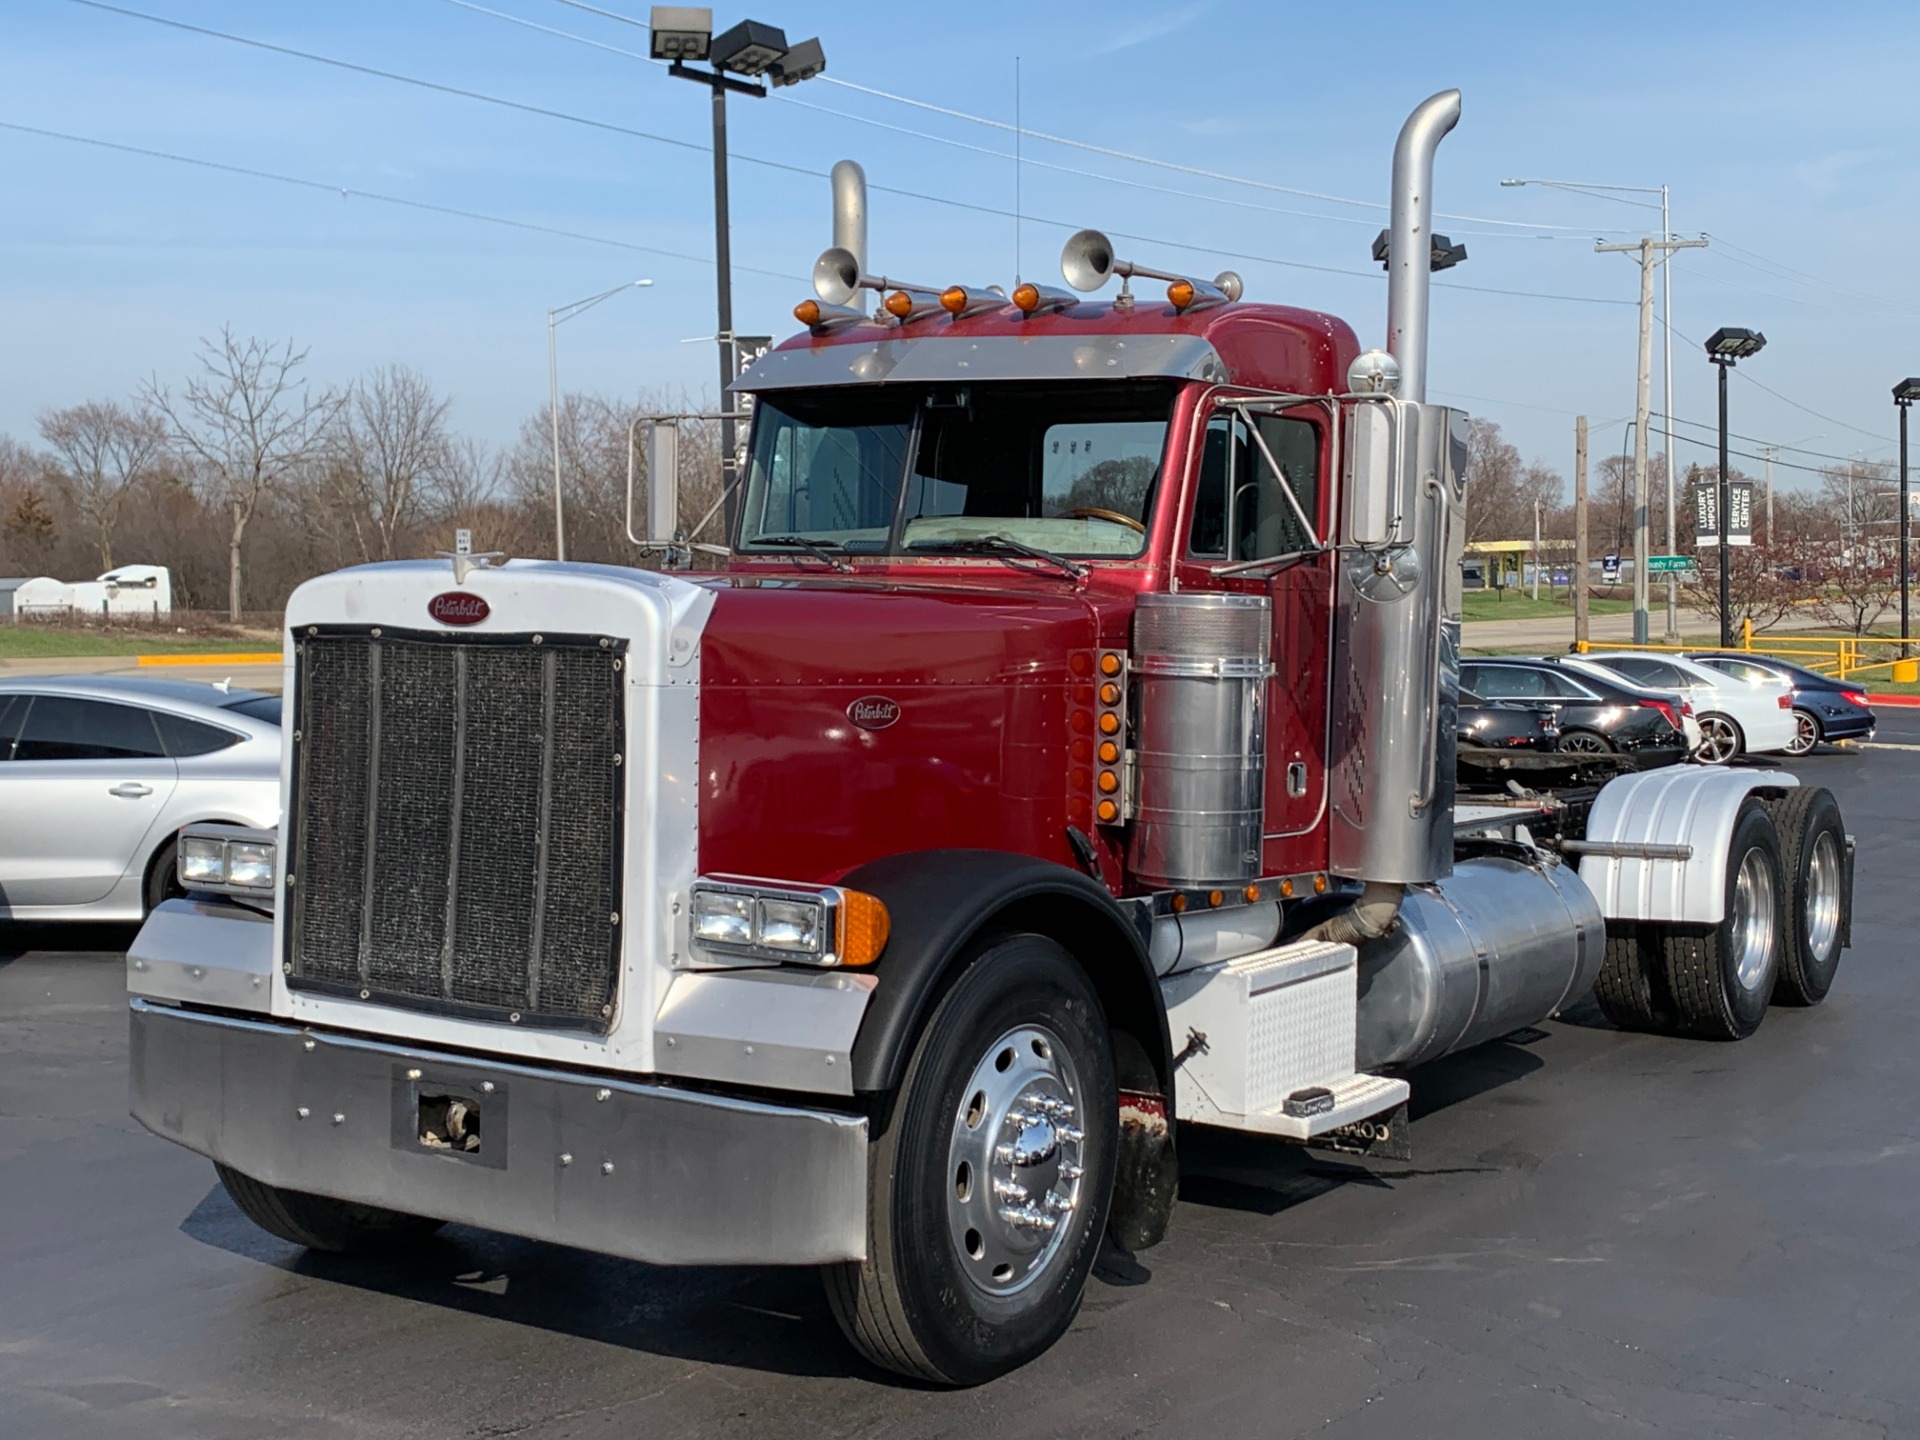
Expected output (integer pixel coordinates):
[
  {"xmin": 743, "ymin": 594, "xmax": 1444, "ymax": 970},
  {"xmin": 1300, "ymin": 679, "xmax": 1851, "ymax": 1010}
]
[
  {"xmin": 1805, "ymin": 830, "xmax": 1842, "ymax": 964},
  {"xmin": 1788, "ymin": 711, "xmax": 1818, "ymax": 755},
  {"xmin": 946, "ymin": 1024, "xmax": 1085, "ymax": 1297},
  {"xmin": 1730, "ymin": 845, "xmax": 1778, "ymax": 992}
]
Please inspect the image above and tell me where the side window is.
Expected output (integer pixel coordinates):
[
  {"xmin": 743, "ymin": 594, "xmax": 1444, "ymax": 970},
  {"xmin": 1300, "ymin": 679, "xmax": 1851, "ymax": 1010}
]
[
  {"xmin": 0, "ymin": 695, "xmax": 23, "ymax": 761},
  {"xmin": 1600, "ymin": 657, "xmax": 1658, "ymax": 683},
  {"xmin": 13, "ymin": 697, "xmax": 166, "ymax": 762},
  {"xmin": 1188, "ymin": 412, "xmax": 1320, "ymax": 561},
  {"xmin": 152, "ymin": 711, "xmax": 244, "ymax": 757},
  {"xmin": 1541, "ymin": 670, "xmax": 1596, "ymax": 699},
  {"xmin": 1475, "ymin": 667, "xmax": 1542, "ymax": 699}
]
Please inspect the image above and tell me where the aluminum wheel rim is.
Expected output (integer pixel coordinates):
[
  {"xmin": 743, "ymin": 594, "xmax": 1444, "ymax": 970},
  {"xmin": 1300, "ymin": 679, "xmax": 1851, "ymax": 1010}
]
[
  {"xmin": 1560, "ymin": 731, "xmax": 1608, "ymax": 754},
  {"xmin": 1698, "ymin": 716, "xmax": 1737, "ymax": 764},
  {"xmin": 1730, "ymin": 845, "xmax": 1778, "ymax": 992},
  {"xmin": 946, "ymin": 1024, "xmax": 1085, "ymax": 1298},
  {"xmin": 1788, "ymin": 711, "xmax": 1818, "ymax": 755},
  {"xmin": 1805, "ymin": 830, "xmax": 1843, "ymax": 964}
]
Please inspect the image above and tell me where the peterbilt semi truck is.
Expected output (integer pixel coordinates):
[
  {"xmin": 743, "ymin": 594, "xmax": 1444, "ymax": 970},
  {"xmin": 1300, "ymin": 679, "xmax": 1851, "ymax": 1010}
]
[{"xmin": 127, "ymin": 91, "xmax": 1853, "ymax": 1386}]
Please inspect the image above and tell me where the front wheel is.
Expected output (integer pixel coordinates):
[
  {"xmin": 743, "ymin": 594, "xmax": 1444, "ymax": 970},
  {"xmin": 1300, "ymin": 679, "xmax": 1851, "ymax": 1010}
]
[
  {"xmin": 824, "ymin": 934, "xmax": 1116, "ymax": 1386},
  {"xmin": 1695, "ymin": 713, "xmax": 1745, "ymax": 765},
  {"xmin": 216, "ymin": 1164, "xmax": 445, "ymax": 1251},
  {"xmin": 1785, "ymin": 708, "xmax": 1822, "ymax": 756}
]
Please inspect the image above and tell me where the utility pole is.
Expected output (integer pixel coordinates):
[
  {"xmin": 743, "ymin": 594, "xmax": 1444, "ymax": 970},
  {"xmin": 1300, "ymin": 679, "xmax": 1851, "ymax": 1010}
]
[
  {"xmin": 1762, "ymin": 445, "xmax": 1775, "ymax": 544},
  {"xmin": 1575, "ymin": 416, "xmax": 1590, "ymax": 645},
  {"xmin": 1660, "ymin": 185, "xmax": 1679, "ymax": 643},
  {"xmin": 1597, "ymin": 233, "xmax": 1707, "ymax": 644},
  {"xmin": 1531, "ymin": 498, "xmax": 1542, "ymax": 600}
]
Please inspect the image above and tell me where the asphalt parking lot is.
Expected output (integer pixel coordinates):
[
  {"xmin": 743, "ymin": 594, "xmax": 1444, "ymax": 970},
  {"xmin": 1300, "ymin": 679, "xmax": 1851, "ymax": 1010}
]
[{"xmin": 4, "ymin": 718, "xmax": 1917, "ymax": 1439}]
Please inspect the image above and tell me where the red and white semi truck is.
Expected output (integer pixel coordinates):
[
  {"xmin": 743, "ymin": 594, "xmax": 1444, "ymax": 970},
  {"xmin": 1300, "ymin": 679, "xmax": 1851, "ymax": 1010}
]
[{"xmin": 128, "ymin": 91, "xmax": 1852, "ymax": 1385}]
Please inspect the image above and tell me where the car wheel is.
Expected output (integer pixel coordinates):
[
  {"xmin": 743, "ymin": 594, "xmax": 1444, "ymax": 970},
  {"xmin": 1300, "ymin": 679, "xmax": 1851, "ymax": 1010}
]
[
  {"xmin": 1765, "ymin": 786, "xmax": 1847, "ymax": 1006},
  {"xmin": 824, "ymin": 933, "xmax": 1116, "ymax": 1386},
  {"xmin": 143, "ymin": 835, "xmax": 187, "ymax": 916},
  {"xmin": 1657, "ymin": 799, "xmax": 1784, "ymax": 1039},
  {"xmin": 1695, "ymin": 713, "xmax": 1744, "ymax": 765},
  {"xmin": 1555, "ymin": 728, "xmax": 1614, "ymax": 754},
  {"xmin": 1785, "ymin": 709, "xmax": 1821, "ymax": 756}
]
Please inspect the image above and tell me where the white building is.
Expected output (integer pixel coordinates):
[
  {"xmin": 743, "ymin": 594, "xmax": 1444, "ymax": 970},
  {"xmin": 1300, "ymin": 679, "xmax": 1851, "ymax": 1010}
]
[{"xmin": 0, "ymin": 565, "xmax": 173, "ymax": 618}]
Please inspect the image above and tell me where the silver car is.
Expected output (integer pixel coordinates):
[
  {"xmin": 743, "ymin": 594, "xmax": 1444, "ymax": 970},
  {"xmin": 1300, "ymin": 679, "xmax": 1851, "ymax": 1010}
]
[{"xmin": 0, "ymin": 676, "xmax": 281, "ymax": 922}]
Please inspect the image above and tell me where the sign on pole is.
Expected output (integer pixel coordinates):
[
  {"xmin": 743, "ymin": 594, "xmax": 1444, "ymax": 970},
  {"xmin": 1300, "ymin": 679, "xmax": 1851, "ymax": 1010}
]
[
  {"xmin": 1695, "ymin": 480, "xmax": 1754, "ymax": 547},
  {"xmin": 1602, "ymin": 551, "xmax": 1621, "ymax": 584},
  {"xmin": 1646, "ymin": 554, "xmax": 1696, "ymax": 574}
]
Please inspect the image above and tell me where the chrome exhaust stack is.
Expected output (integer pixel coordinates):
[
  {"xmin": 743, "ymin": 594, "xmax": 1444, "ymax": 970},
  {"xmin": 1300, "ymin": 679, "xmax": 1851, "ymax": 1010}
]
[
  {"xmin": 1384, "ymin": 90, "xmax": 1460, "ymax": 404},
  {"xmin": 829, "ymin": 159, "xmax": 868, "ymax": 315}
]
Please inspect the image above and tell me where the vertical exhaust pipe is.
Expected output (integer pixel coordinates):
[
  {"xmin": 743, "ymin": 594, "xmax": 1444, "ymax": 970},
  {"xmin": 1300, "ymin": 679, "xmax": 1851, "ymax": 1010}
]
[
  {"xmin": 1384, "ymin": 90, "xmax": 1460, "ymax": 405},
  {"xmin": 830, "ymin": 160, "xmax": 868, "ymax": 315}
]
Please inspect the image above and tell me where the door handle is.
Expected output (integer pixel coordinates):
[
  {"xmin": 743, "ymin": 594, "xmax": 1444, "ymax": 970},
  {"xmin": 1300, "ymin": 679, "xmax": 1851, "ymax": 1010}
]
[{"xmin": 109, "ymin": 782, "xmax": 153, "ymax": 798}]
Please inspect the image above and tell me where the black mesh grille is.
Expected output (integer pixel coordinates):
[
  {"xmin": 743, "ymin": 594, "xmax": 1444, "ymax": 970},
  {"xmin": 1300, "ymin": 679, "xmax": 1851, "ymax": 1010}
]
[{"xmin": 288, "ymin": 627, "xmax": 624, "ymax": 1032}]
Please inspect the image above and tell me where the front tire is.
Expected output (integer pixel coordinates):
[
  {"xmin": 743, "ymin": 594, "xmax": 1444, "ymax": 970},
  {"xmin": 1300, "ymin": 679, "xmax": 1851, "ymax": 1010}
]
[
  {"xmin": 143, "ymin": 836, "xmax": 187, "ymax": 916},
  {"xmin": 216, "ymin": 1164, "xmax": 445, "ymax": 1252},
  {"xmin": 824, "ymin": 933, "xmax": 1116, "ymax": 1386}
]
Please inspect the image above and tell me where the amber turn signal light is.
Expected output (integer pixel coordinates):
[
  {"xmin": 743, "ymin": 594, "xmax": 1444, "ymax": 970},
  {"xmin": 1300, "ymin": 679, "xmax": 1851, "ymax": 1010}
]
[
  {"xmin": 1098, "ymin": 712, "xmax": 1120, "ymax": 736},
  {"xmin": 940, "ymin": 286, "xmax": 969, "ymax": 314},
  {"xmin": 1100, "ymin": 682, "xmax": 1121, "ymax": 706},
  {"xmin": 1097, "ymin": 798, "xmax": 1119, "ymax": 824},
  {"xmin": 1098, "ymin": 740, "xmax": 1119, "ymax": 764},
  {"xmin": 1167, "ymin": 279, "xmax": 1196, "ymax": 310},
  {"xmin": 1012, "ymin": 282, "xmax": 1041, "ymax": 313},
  {"xmin": 836, "ymin": 889, "xmax": 891, "ymax": 967},
  {"xmin": 884, "ymin": 290, "xmax": 914, "ymax": 318},
  {"xmin": 793, "ymin": 298, "xmax": 822, "ymax": 326},
  {"xmin": 1099, "ymin": 653, "xmax": 1122, "ymax": 677},
  {"xmin": 1097, "ymin": 770, "xmax": 1119, "ymax": 794}
]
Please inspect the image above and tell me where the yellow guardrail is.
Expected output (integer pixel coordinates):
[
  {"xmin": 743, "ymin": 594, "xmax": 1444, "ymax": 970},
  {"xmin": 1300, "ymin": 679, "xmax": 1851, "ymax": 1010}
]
[{"xmin": 1573, "ymin": 622, "xmax": 1920, "ymax": 684}]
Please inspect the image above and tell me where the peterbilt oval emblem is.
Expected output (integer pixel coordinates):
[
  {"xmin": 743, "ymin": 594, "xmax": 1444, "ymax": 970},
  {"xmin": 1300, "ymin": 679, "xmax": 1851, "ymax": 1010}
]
[
  {"xmin": 847, "ymin": 696, "xmax": 901, "ymax": 731},
  {"xmin": 428, "ymin": 591, "xmax": 489, "ymax": 626}
]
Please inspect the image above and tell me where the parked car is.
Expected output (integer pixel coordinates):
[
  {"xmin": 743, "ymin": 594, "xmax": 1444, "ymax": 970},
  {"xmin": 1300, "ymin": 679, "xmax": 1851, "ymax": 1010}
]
[
  {"xmin": 1456, "ymin": 658, "xmax": 1691, "ymax": 765},
  {"xmin": 1568, "ymin": 651, "xmax": 1797, "ymax": 763},
  {"xmin": 1457, "ymin": 687, "xmax": 1560, "ymax": 750},
  {"xmin": 0, "ymin": 677, "xmax": 280, "ymax": 922},
  {"xmin": 1686, "ymin": 652, "xmax": 1876, "ymax": 755}
]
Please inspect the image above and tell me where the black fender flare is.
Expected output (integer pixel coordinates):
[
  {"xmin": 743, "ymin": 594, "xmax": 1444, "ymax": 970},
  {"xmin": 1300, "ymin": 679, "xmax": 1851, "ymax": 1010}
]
[{"xmin": 841, "ymin": 849, "xmax": 1171, "ymax": 1101}]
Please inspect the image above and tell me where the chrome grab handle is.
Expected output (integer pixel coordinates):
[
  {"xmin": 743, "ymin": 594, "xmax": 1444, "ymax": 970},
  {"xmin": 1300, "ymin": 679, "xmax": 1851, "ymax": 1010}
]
[{"xmin": 109, "ymin": 782, "xmax": 153, "ymax": 798}]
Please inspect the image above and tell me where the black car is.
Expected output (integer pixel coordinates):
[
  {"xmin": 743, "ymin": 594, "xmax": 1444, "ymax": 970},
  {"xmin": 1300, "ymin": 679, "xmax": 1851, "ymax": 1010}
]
[
  {"xmin": 1457, "ymin": 687, "xmax": 1560, "ymax": 750},
  {"xmin": 1686, "ymin": 652, "xmax": 1875, "ymax": 755},
  {"xmin": 1458, "ymin": 658, "xmax": 1690, "ymax": 763}
]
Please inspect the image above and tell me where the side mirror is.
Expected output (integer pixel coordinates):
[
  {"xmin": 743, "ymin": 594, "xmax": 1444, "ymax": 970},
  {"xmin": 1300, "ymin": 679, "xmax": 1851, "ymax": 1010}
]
[
  {"xmin": 645, "ymin": 420, "xmax": 680, "ymax": 544},
  {"xmin": 1343, "ymin": 400, "xmax": 1401, "ymax": 546}
]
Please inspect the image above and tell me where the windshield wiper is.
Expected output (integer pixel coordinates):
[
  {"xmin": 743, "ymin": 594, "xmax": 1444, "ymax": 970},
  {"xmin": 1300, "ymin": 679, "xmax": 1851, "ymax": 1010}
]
[
  {"xmin": 753, "ymin": 535, "xmax": 854, "ymax": 573},
  {"xmin": 907, "ymin": 534, "xmax": 1088, "ymax": 581}
]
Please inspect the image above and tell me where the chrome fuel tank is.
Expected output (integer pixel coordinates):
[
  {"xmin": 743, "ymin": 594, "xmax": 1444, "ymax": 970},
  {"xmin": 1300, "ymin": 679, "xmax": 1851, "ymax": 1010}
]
[{"xmin": 1354, "ymin": 855, "xmax": 1604, "ymax": 1071}]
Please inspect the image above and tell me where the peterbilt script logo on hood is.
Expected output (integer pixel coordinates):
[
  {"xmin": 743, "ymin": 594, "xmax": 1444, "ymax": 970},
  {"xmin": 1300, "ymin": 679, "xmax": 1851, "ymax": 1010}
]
[
  {"xmin": 847, "ymin": 696, "xmax": 901, "ymax": 731},
  {"xmin": 428, "ymin": 591, "xmax": 490, "ymax": 626}
]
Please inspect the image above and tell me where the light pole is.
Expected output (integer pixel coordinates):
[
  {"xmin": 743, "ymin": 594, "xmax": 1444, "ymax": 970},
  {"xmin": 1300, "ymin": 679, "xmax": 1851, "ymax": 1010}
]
[
  {"xmin": 1705, "ymin": 327, "xmax": 1766, "ymax": 647},
  {"xmin": 652, "ymin": 8, "xmax": 827, "ymax": 524},
  {"xmin": 1896, "ymin": 379, "xmax": 1920, "ymax": 640},
  {"xmin": 1504, "ymin": 177, "xmax": 1695, "ymax": 642},
  {"xmin": 548, "ymin": 279, "xmax": 653, "ymax": 561}
]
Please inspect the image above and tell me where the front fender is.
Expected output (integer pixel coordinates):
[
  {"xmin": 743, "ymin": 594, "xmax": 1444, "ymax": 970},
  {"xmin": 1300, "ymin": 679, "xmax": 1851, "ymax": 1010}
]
[
  {"xmin": 1578, "ymin": 766, "xmax": 1797, "ymax": 925},
  {"xmin": 839, "ymin": 849, "xmax": 1170, "ymax": 1099}
]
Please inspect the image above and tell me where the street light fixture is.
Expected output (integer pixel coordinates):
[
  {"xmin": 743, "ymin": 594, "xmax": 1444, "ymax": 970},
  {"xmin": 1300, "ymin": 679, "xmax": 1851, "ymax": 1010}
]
[
  {"xmin": 654, "ymin": 6, "xmax": 828, "ymax": 527},
  {"xmin": 1705, "ymin": 326, "xmax": 1766, "ymax": 647},
  {"xmin": 548, "ymin": 279, "xmax": 653, "ymax": 562},
  {"xmin": 1895, "ymin": 377, "xmax": 1920, "ymax": 640}
]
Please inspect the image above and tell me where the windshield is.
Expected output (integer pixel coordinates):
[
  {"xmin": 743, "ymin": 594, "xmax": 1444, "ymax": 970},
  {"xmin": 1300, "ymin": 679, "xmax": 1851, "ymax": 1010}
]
[{"xmin": 737, "ymin": 381, "xmax": 1176, "ymax": 559}]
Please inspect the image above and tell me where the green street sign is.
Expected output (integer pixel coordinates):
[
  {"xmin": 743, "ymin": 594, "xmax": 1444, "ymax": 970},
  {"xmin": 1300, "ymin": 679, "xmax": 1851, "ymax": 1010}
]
[{"xmin": 1646, "ymin": 554, "xmax": 1697, "ymax": 574}]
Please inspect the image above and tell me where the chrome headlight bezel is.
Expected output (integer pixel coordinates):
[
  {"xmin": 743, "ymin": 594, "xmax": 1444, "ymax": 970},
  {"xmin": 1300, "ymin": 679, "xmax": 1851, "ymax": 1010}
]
[
  {"xmin": 689, "ymin": 877, "xmax": 846, "ymax": 967},
  {"xmin": 175, "ymin": 824, "xmax": 279, "ymax": 908}
]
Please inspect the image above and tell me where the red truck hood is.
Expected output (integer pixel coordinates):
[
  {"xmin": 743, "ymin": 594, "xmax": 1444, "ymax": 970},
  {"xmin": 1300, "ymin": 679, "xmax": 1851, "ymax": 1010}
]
[{"xmin": 694, "ymin": 578, "xmax": 1106, "ymax": 883}]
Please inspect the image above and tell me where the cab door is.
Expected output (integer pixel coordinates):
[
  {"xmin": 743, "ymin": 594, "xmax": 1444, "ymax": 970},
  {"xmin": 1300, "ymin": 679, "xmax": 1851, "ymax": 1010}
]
[{"xmin": 1173, "ymin": 402, "xmax": 1333, "ymax": 877}]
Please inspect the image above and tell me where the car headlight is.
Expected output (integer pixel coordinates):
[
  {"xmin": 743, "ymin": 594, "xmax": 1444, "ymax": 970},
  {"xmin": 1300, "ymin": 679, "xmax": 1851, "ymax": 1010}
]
[
  {"xmin": 175, "ymin": 824, "xmax": 278, "ymax": 905},
  {"xmin": 687, "ymin": 878, "xmax": 889, "ymax": 968}
]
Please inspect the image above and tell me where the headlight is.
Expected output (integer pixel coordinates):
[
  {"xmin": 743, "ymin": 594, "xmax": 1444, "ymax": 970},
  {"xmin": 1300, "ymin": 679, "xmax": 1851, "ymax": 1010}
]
[
  {"xmin": 174, "ymin": 825, "xmax": 278, "ymax": 905},
  {"xmin": 686, "ymin": 878, "xmax": 889, "ymax": 968}
]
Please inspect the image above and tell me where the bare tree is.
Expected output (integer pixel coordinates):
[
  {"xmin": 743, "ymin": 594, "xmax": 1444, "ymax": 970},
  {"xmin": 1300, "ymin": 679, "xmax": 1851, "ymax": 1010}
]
[
  {"xmin": 145, "ymin": 329, "xmax": 341, "ymax": 619},
  {"xmin": 1463, "ymin": 417, "xmax": 1562, "ymax": 546},
  {"xmin": 329, "ymin": 364, "xmax": 454, "ymax": 562},
  {"xmin": 37, "ymin": 400, "xmax": 168, "ymax": 571},
  {"xmin": 1806, "ymin": 460, "xmax": 1899, "ymax": 634}
]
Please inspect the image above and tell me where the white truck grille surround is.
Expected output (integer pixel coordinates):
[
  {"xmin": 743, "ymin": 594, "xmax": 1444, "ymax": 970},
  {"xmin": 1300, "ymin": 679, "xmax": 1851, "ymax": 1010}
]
[{"xmin": 287, "ymin": 626, "xmax": 625, "ymax": 1032}]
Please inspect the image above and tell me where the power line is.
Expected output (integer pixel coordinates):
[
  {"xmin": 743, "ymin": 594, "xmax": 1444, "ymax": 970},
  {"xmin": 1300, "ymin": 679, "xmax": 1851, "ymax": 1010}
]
[
  {"xmin": 67, "ymin": 1, "xmax": 1635, "ymax": 308},
  {"xmin": 0, "ymin": 118, "xmax": 806, "ymax": 280},
  {"xmin": 1653, "ymin": 412, "xmax": 1889, "ymax": 466}
]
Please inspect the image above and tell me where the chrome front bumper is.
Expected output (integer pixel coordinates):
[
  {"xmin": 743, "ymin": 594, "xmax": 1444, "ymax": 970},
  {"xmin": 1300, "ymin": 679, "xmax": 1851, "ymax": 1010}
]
[{"xmin": 129, "ymin": 1001, "xmax": 870, "ymax": 1265}]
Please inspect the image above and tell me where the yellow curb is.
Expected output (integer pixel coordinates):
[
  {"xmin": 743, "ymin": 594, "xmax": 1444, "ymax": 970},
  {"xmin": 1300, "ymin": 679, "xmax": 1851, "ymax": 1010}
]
[{"xmin": 135, "ymin": 652, "xmax": 282, "ymax": 666}]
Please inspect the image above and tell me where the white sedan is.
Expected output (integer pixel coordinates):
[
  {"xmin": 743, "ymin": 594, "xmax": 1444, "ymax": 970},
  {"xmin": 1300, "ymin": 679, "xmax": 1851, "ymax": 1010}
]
[{"xmin": 1566, "ymin": 652, "xmax": 1797, "ymax": 763}]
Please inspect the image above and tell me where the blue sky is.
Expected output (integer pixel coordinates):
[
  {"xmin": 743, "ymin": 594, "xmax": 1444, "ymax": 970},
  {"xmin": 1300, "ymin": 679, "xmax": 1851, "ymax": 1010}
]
[{"xmin": 5, "ymin": 0, "xmax": 1917, "ymax": 493}]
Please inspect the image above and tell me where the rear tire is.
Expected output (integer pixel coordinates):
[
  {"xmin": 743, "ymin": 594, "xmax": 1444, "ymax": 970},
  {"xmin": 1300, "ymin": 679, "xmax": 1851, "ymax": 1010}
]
[
  {"xmin": 215, "ymin": 1164, "xmax": 445, "ymax": 1252},
  {"xmin": 1593, "ymin": 923, "xmax": 1669, "ymax": 1031},
  {"xmin": 1657, "ymin": 799, "xmax": 1784, "ymax": 1039},
  {"xmin": 1695, "ymin": 713, "xmax": 1745, "ymax": 765},
  {"xmin": 1785, "ymin": 709, "xmax": 1822, "ymax": 756},
  {"xmin": 824, "ymin": 933, "xmax": 1116, "ymax": 1386},
  {"xmin": 1556, "ymin": 728, "xmax": 1614, "ymax": 754},
  {"xmin": 1764, "ymin": 787, "xmax": 1847, "ymax": 1006}
]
